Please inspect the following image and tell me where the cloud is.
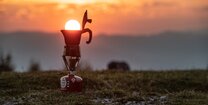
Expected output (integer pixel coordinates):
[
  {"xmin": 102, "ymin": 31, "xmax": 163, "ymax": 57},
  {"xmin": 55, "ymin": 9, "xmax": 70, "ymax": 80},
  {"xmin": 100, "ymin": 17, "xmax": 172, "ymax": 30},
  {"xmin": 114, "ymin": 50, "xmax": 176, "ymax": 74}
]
[
  {"xmin": 0, "ymin": 10, "xmax": 3, "ymax": 14},
  {"xmin": 152, "ymin": 1, "xmax": 176, "ymax": 7},
  {"xmin": 195, "ymin": 6, "xmax": 208, "ymax": 12},
  {"xmin": 0, "ymin": 0, "xmax": 207, "ymax": 35},
  {"xmin": 142, "ymin": 1, "xmax": 177, "ymax": 8}
]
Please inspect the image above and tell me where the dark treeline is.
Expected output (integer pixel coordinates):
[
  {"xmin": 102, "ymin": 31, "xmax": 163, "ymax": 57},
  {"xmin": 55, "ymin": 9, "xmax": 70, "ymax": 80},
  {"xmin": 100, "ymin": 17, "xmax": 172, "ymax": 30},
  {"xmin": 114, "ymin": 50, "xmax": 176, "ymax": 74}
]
[{"xmin": 0, "ymin": 52, "xmax": 41, "ymax": 72}]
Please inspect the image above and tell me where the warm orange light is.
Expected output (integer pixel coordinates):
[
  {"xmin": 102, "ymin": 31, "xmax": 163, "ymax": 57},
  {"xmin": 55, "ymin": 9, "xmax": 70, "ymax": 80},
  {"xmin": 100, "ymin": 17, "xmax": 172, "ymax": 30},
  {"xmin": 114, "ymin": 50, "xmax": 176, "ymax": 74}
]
[{"xmin": 65, "ymin": 19, "xmax": 81, "ymax": 30}]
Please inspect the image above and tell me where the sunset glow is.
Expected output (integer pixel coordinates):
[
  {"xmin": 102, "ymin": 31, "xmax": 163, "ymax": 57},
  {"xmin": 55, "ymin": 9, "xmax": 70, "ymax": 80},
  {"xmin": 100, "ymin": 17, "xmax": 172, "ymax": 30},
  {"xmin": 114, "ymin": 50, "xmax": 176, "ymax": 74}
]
[
  {"xmin": 0, "ymin": 0, "xmax": 207, "ymax": 35},
  {"xmin": 65, "ymin": 20, "xmax": 81, "ymax": 30}
]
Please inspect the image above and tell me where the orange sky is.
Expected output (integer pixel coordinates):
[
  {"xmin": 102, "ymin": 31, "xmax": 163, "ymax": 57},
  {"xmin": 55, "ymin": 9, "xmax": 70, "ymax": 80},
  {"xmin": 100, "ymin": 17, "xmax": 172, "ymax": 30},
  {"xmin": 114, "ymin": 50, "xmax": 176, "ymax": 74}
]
[{"xmin": 0, "ymin": 0, "xmax": 208, "ymax": 35}]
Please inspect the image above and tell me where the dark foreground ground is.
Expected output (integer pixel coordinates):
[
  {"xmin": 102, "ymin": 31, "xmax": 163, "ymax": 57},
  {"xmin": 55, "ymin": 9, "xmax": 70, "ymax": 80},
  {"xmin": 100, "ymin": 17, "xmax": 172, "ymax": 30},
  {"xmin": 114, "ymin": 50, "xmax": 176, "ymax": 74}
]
[{"xmin": 0, "ymin": 70, "xmax": 208, "ymax": 105}]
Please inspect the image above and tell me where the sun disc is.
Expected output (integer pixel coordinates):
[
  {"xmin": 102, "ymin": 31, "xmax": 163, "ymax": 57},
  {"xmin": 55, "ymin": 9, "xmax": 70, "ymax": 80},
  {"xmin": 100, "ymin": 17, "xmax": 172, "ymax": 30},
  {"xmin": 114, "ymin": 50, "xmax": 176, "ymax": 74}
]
[{"xmin": 65, "ymin": 19, "xmax": 81, "ymax": 30}]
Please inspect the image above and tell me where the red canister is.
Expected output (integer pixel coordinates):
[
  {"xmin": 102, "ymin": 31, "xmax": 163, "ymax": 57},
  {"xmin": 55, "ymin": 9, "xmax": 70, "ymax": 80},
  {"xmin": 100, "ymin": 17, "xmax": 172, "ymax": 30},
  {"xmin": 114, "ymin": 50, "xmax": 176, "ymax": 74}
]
[{"xmin": 60, "ymin": 74, "xmax": 83, "ymax": 92}]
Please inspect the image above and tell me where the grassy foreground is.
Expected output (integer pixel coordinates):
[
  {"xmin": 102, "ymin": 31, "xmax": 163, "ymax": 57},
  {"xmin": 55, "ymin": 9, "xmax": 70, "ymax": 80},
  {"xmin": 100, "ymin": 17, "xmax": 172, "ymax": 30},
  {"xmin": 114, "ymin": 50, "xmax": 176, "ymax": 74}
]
[{"xmin": 0, "ymin": 70, "xmax": 207, "ymax": 105}]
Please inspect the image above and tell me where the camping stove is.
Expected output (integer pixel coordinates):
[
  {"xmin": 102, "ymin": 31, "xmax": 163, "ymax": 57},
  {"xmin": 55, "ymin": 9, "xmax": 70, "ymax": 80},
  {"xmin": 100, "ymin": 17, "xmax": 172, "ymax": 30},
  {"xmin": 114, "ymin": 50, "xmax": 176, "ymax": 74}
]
[{"xmin": 60, "ymin": 10, "xmax": 92, "ymax": 92}]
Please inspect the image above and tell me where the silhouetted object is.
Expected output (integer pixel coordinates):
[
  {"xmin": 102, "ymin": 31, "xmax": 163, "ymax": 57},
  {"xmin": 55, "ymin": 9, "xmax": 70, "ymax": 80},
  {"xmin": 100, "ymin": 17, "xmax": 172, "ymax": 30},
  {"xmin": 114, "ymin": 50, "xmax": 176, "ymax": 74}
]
[
  {"xmin": 61, "ymin": 10, "xmax": 92, "ymax": 72},
  {"xmin": 28, "ymin": 60, "xmax": 41, "ymax": 72},
  {"xmin": 0, "ymin": 53, "xmax": 14, "ymax": 72},
  {"xmin": 60, "ymin": 10, "xmax": 92, "ymax": 92},
  {"xmin": 108, "ymin": 61, "xmax": 130, "ymax": 71},
  {"xmin": 206, "ymin": 64, "xmax": 208, "ymax": 70},
  {"xmin": 82, "ymin": 10, "xmax": 92, "ymax": 30}
]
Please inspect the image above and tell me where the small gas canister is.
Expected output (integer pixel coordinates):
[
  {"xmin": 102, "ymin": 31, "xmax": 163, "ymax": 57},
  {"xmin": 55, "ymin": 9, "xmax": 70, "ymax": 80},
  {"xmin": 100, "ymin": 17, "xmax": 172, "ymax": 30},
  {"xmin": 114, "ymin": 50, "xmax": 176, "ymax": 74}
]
[{"xmin": 60, "ymin": 74, "xmax": 83, "ymax": 92}]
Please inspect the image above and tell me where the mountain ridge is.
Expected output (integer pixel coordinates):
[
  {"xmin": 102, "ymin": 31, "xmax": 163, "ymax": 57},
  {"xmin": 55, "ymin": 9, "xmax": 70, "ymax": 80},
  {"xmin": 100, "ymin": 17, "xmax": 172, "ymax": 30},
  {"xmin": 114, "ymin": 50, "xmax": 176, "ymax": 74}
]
[{"xmin": 0, "ymin": 29, "xmax": 207, "ymax": 71}]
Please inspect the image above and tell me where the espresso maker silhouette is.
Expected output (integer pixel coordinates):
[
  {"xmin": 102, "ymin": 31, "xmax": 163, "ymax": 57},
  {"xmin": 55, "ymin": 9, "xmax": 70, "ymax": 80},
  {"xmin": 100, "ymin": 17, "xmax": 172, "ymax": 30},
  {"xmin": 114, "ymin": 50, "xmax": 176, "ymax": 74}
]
[{"xmin": 60, "ymin": 10, "xmax": 92, "ymax": 92}]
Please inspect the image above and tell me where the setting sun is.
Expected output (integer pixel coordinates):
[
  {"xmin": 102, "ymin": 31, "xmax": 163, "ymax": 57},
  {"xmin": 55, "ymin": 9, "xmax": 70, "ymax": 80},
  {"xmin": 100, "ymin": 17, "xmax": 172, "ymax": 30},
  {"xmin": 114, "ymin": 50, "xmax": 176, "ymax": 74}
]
[{"xmin": 65, "ymin": 20, "xmax": 81, "ymax": 30}]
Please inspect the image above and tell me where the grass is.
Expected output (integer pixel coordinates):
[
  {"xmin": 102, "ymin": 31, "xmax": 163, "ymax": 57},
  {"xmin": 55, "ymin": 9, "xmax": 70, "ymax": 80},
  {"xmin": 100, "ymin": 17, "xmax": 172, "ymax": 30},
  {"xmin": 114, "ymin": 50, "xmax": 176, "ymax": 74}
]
[{"xmin": 0, "ymin": 70, "xmax": 207, "ymax": 105}]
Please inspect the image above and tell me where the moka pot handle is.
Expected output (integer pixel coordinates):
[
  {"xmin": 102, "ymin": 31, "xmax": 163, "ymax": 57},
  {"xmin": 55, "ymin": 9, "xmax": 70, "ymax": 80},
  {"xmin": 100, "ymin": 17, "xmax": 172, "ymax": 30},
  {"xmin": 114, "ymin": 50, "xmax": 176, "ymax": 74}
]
[{"xmin": 82, "ymin": 28, "xmax": 92, "ymax": 44}]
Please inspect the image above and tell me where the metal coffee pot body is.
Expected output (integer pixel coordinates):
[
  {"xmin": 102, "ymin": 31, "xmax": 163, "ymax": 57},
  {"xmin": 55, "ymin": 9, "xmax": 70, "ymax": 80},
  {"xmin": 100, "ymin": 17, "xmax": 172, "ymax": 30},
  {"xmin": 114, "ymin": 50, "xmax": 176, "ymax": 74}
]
[{"xmin": 60, "ymin": 10, "xmax": 92, "ymax": 93}]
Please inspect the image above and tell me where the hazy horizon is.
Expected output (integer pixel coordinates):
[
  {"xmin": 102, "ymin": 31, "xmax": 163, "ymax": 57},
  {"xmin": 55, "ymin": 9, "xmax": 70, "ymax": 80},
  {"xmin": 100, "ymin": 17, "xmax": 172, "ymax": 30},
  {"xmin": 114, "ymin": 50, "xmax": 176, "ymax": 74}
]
[
  {"xmin": 1, "ymin": 0, "xmax": 208, "ymax": 71},
  {"xmin": 0, "ymin": 29, "xmax": 207, "ymax": 71}
]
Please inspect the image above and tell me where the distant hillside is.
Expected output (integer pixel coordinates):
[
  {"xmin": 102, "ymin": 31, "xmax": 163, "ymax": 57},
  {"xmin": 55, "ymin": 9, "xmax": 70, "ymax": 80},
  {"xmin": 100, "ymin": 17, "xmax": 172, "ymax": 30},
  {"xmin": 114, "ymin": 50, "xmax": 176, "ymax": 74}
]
[{"xmin": 0, "ymin": 29, "xmax": 208, "ymax": 71}]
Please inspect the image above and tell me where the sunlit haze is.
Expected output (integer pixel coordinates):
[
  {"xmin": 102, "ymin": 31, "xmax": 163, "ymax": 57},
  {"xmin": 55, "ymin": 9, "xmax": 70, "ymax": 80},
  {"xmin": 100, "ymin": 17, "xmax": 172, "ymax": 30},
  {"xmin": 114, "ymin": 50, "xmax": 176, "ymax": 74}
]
[
  {"xmin": 64, "ymin": 19, "xmax": 81, "ymax": 30},
  {"xmin": 0, "ymin": 0, "xmax": 207, "ymax": 35},
  {"xmin": 0, "ymin": 0, "xmax": 208, "ymax": 71}
]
